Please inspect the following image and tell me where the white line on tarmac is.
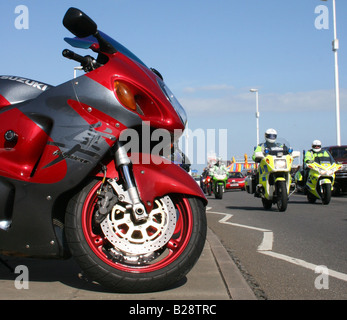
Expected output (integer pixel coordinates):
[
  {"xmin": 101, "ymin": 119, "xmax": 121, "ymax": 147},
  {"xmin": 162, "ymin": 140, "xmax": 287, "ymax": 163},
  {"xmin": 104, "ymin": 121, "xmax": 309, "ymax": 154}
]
[
  {"xmin": 207, "ymin": 209, "xmax": 347, "ymax": 282},
  {"xmin": 208, "ymin": 211, "xmax": 270, "ymax": 233},
  {"xmin": 260, "ymin": 251, "xmax": 347, "ymax": 282},
  {"xmin": 257, "ymin": 231, "xmax": 273, "ymax": 251}
]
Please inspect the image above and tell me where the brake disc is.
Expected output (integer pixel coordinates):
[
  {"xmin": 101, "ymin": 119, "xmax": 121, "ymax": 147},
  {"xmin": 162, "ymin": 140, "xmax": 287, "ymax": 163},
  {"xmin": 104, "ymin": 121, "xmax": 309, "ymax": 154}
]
[{"xmin": 100, "ymin": 195, "xmax": 176, "ymax": 256}]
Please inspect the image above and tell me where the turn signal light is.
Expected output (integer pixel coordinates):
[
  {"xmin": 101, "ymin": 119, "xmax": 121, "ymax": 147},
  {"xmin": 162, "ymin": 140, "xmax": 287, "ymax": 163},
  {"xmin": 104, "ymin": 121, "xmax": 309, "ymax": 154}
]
[{"xmin": 114, "ymin": 81, "xmax": 137, "ymax": 111}]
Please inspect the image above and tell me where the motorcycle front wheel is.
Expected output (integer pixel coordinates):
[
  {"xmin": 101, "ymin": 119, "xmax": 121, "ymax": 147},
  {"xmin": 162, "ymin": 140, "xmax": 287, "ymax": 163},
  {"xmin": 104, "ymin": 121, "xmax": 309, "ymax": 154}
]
[
  {"xmin": 215, "ymin": 184, "xmax": 223, "ymax": 199},
  {"xmin": 207, "ymin": 183, "xmax": 212, "ymax": 196},
  {"xmin": 321, "ymin": 184, "xmax": 331, "ymax": 205},
  {"xmin": 65, "ymin": 179, "xmax": 207, "ymax": 293},
  {"xmin": 276, "ymin": 180, "xmax": 288, "ymax": 212}
]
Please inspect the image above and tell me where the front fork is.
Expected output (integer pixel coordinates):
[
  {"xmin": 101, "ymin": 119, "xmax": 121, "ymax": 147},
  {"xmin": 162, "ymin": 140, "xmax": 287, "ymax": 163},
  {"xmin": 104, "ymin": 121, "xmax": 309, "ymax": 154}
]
[{"xmin": 113, "ymin": 140, "xmax": 148, "ymax": 222}]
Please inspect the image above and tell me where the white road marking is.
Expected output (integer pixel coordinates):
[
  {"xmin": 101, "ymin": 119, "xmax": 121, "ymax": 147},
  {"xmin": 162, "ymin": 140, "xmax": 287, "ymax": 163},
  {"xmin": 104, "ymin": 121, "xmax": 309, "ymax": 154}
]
[
  {"xmin": 208, "ymin": 211, "xmax": 270, "ymax": 232},
  {"xmin": 207, "ymin": 209, "xmax": 347, "ymax": 282},
  {"xmin": 261, "ymin": 251, "xmax": 347, "ymax": 282},
  {"xmin": 257, "ymin": 231, "xmax": 273, "ymax": 251}
]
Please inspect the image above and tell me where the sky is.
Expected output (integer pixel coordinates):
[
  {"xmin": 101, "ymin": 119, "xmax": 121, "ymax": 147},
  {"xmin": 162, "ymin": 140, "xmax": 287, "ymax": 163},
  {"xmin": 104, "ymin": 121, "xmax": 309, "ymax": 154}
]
[{"xmin": 1, "ymin": 0, "xmax": 346, "ymax": 173}]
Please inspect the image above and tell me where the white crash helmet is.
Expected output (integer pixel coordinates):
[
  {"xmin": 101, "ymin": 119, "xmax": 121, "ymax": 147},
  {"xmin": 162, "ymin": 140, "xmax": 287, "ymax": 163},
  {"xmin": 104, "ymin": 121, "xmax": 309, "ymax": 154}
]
[
  {"xmin": 265, "ymin": 128, "xmax": 277, "ymax": 144},
  {"xmin": 312, "ymin": 140, "xmax": 322, "ymax": 152}
]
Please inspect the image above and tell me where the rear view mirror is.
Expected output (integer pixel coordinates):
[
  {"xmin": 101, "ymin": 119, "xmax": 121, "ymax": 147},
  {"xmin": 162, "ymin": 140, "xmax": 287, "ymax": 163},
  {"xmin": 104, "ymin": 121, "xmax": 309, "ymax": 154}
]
[{"xmin": 63, "ymin": 7, "xmax": 97, "ymax": 38}]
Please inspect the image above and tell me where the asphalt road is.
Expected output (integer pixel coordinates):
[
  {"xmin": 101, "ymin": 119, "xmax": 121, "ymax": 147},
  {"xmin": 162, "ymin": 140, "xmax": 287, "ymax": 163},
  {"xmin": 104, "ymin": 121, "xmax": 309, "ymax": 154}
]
[
  {"xmin": 1, "ymin": 186, "xmax": 345, "ymax": 301},
  {"xmin": 206, "ymin": 189, "xmax": 347, "ymax": 300}
]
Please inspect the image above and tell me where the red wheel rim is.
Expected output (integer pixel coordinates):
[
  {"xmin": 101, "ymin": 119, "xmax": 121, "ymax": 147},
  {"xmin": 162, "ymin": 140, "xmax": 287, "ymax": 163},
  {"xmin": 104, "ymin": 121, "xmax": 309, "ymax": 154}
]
[{"xmin": 82, "ymin": 181, "xmax": 193, "ymax": 273}]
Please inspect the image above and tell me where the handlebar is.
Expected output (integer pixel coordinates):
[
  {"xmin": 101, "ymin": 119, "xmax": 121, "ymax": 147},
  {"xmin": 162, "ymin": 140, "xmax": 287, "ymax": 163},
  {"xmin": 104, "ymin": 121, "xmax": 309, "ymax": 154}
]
[
  {"xmin": 62, "ymin": 49, "xmax": 102, "ymax": 71},
  {"xmin": 62, "ymin": 49, "xmax": 87, "ymax": 63}
]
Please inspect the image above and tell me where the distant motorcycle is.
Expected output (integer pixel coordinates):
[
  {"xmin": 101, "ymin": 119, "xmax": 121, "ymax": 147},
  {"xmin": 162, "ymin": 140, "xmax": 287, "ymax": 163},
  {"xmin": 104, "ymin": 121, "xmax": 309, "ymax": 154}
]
[
  {"xmin": 295, "ymin": 156, "xmax": 342, "ymax": 204},
  {"xmin": 246, "ymin": 144, "xmax": 299, "ymax": 211},
  {"xmin": 211, "ymin": 168, "xmax": 228, "ymax": 199},
  {"xmin": 202, "ymin": 174, "xmax": 212, "ymax": 195}
]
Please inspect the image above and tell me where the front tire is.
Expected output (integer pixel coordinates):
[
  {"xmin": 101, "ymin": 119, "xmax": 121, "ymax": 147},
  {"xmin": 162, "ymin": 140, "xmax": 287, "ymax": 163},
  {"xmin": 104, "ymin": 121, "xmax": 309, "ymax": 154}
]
[
  {"xmin": 215, "ymin": 184, "xmax": 223, "ymax": 199},
  {"xmin": 65, "ymin": 179, "xmax": 207, "ymax": 293},
  {"xmin": 276, "ymin": 181, "xmax": 288, "ymax": 212},
  {"xmin": 321, "ymin": 184, "xmax": 331, "ymax": 205},
  {"xmin": 207, "ymin": 183, "xmax": 212, "ymax": 196}
]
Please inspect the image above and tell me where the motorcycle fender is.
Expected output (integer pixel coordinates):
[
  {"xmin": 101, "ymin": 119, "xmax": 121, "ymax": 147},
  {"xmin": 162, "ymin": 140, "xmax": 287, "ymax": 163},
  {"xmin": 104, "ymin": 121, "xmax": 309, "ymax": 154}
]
[
  {"xmin": 319, "ymin": 179, "xmax": 331, "ymax": 186},
  {"xmin": 274, "ymin": 177, "xmax": 286, "ymax": 183},
  {"xmin": 133, "ymin": 160, "xmax": 207, "ymax": 212},
  {"xmin": 98, "ymin": 154, "xmax": 207, "ymax": 212}
]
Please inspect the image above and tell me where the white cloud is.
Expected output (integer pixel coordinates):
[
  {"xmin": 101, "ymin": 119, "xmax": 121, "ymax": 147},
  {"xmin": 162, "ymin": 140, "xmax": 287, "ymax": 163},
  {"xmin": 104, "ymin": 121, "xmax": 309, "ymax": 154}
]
[
  {"xmin": 180, "ymin": 88, "xmax": 347, "ymax": 115},
  {"xmin": 183, "ymin": 84, "xmax": 235, "ymax": 93}
]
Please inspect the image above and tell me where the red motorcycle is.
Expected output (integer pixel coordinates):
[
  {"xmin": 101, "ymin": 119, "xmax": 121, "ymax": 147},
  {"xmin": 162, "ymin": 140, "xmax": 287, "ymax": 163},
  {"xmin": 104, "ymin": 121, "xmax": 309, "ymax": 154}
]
[
  {"xmin": 0, "ymin": 8, "xmax": 207, "ymax": 292},
  {"xmin": 204, "ymin": 175, "xmax": 213, "ymax": 196}
]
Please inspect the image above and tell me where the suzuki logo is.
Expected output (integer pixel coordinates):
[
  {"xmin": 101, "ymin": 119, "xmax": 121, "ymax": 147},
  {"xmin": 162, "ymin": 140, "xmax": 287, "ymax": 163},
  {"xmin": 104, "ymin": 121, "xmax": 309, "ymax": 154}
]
[{"xmin": 0, "ymin": 76, "xmax": 49, "ymax": 91}]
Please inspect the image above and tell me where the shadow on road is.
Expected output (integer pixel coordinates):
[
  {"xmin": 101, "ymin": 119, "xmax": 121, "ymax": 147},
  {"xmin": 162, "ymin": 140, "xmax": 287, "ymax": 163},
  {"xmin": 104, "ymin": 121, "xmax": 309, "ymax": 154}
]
[{"xmin": 0, "ymin": 255, "xmax": 187, "ymax": 294}]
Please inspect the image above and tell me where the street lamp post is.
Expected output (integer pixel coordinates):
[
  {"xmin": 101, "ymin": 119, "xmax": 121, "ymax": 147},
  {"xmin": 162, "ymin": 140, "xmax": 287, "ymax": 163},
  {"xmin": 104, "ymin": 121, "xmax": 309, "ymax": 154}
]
[
  {"xmin": 250, "ymin": 89, "xmax": 260, "ymax": 146},
  {"xmin": 322, "ymin": 0, "xmax": 341, "ymax": 146}
]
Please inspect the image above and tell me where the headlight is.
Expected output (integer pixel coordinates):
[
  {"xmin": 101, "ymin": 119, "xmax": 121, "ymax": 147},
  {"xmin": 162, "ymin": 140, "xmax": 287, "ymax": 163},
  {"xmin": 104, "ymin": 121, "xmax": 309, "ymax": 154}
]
[
  {"xmin": 274, "ymin": 159, "xmax": 287, "ymax": 169},
  {"xmin": 317, "ymin": 168, "xmax": 327, "ymax": 175},
  {"xmin": 157, "ymin": 79, "xmax": 187, "ymax": 126},
  {"xmin": 322, "ymin": 168, "xmax": 337, "ymax": 176},
  {"xmin": 214, "ymin": 174, "xmax": 226, "ymax": 180}
]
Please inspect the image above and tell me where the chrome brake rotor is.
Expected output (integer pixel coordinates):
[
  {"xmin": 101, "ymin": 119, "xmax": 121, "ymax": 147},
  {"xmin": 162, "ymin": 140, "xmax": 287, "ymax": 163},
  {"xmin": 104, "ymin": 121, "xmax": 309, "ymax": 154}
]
[{"xmin": 100, "ymin": 196, "xmax": 176, "ymax": 256}]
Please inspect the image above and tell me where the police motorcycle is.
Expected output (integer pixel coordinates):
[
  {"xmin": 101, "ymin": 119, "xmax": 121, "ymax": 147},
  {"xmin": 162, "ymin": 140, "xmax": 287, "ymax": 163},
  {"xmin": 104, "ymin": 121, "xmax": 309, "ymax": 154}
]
[
  {"xmin": 295, "ymin": 151, "xmax": 342, "ymax": 205},
  {"xmin": 246, "ymin": 141, "xmax": 299, "ymax": 211}
]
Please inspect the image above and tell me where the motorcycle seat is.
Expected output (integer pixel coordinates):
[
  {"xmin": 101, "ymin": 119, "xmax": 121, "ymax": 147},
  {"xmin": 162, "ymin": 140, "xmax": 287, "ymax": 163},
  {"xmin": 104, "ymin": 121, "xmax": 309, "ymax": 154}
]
[{"xmin": 0, "ymin": 75, "xmax": 53, "ymax": 108}]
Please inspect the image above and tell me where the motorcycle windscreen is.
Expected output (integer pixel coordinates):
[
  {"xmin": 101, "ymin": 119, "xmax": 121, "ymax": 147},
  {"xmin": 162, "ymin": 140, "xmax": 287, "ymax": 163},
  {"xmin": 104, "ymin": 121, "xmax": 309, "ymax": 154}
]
[{"xmin": 64, "ymin": 30, "xmax": 147, "ymax": 67}]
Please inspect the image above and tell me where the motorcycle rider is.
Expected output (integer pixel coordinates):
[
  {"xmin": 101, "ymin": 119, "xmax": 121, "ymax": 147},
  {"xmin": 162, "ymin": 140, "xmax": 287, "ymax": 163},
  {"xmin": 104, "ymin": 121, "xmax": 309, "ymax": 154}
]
[
  {"xmin": 304, "ymin": 140, "xmax": 333, "ymax": 163},
  {"xmin": 200, "ymin": 166, "xmax": 210, "ymax": 191},
  {"xmin": 210, "ymin": 157, "xmax": 228, "ymax": 176},
  {"xmin": 252, "ymin": 128, "xmax": 286, "ymax": 194},
  {"xmin": 252, "ymin": 128, "xmax": 282, "ymax": 161},
  {"xmin": 303, "ymin": 140, "xmax": 334, "ymax": 183}
]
